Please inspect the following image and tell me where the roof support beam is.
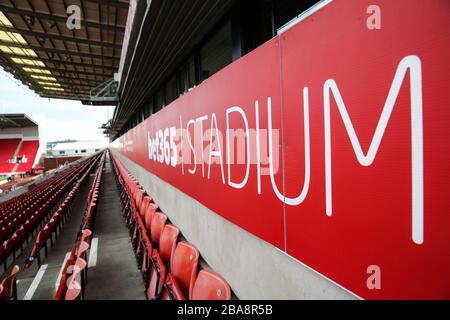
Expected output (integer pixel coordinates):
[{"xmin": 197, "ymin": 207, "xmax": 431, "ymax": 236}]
[
  {"xmin": 0, "ymin": 5, "xmax": 125, "ymax": 32},
  {"xmin": 7, "ymin": 62, "xmax": 113, "ymax": 77},
  {"xmin": 0, "ymin": 26, "xmax": 121, "ymax": 49},
  {"xmin": 34, "ymin": 76, "xmax": 101, "ymax": 86},
  {"xmin": 0, "ymin": 40, "xmax": 119, "ymax": 61},
  {"xmin": 4, "ymin": 53, "xmax": 118, "ymax": 70},
  {"xmin": 84, "ymin": 0, "xmax": 130, "ymax": 9},
  {"xmin": 27, "ymin": 68, "xmax": 111, "ymax": 79}
]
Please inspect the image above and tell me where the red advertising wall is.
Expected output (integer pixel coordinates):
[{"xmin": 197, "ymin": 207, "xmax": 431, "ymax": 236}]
[{"xmin": 111, "ymin": 0, "xmax": 450, "ymax": 299}]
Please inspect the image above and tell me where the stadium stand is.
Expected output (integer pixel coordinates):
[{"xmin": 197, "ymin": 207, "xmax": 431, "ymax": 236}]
[
  {"xmin": 24, "ymin": 152, "xmax": 104, "ymax": 270},
  {"xmin": 0, "ymin": 139, "xmax": 20, "ymax": 174},
  {"xmin": 15, "ymin": 141, "xmax": 40, "ymax": 173},
  {"xmin": 0, "ymin": 152, "xmax": 103, "ymax": 272},
  {"xmin": 110, "ymin": 152, "xmax": 232, "ymax": 300}
]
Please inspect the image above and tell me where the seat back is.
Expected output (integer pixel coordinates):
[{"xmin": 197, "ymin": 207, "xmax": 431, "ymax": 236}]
[
  {"xmin": 150, "ymin": 212, "xmax": 167, "ymax": 245},
  {"xmin": 171, "ymin": 241, "xmax": 199, "ymax": 297},
  {"xmin": 64, "ymin": 257, "xmax": 87, "ymax": 300},
  {"xmin": 79, "ymin": 229, "xmax": 92, "ymax": 242},
  {"xmin": 134, "ymin": 188, "xmax": 144, "ymax": 210},
  {"xmin": 77, "ymin": 241, "xmax": 90, "ymax": 259},
  {"xmin": 191, "ymin": 269, "xmax": 231, "ymax": 300},
  {"xmin": 0, "ymin": 265, "xmax": 19, "ymax": 300},
  {"xmin": 159, "ymin": 224, "xmax": 180, "ymax": 263},
  {"xmin": 140, "ymin": 196, "xmax": 151, "ymax": 218},
  {"xmin": 144, "ymin": 203, "xmax": 158, "ymax": 231}
]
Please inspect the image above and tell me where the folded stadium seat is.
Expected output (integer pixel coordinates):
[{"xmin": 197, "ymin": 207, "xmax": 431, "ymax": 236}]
[
  {"xmin": 2, "ymin": 239, "xmax": 13, "ymax": 263},
  {"xmin": 54, "ymin": 244, "xmax": 78, "ymax": 300},
  {"xmin": 135, "ymin": 189, "xmax": 144, "ymax": 212},
  {"xmin": 77, "ymin": 241, "xmax": 90, "ymax": 261},
  {"xmin": 147, "ymin": 249, "xmax": 167, "ymax": 300},
  {"xmin": 64, "ymin": 257, "xmax": 88, "ymax": 300},
  {"xmin": 144, "ymin": 204, "xmax": 158, "ymax": 231},
  {"xmin": 76, "ymin": 241, "xmax": 90, "ymax": 282},
  {"xmin": 0, "ymin": 265, "xmax": 19, "ymax": 300},
  {"xmin": 25, "ymin": 228, "xmax": 48, "ymax": 268},
  {"xmin": 79, "ymin": 229, "xmax": 92, "ymax": 243},
  {"xmin": 159, "ymin": 225, "xmax": 180, "ymax": 264},
  {"xmin": 0, "ymin": 243, "xmax": 6, "ymax": 271},
  {"xmin": 191, "ymin": 269, "xmax": 231, "ymax": 300},
  {"xmin": 150, "ymin": 212, "xmax": 167, "ymax": 245},
  {"xmin": 140, "ymin": 196, "xmax": 152, "ymax": 219},
  {"xmin": 160, "ymin": 241, "xmax": 200, "ymax": 300},
  {"xmin": 146, "ymin": 225, "xmax": 180, "ymax": 300},
  {"xmin": 134, "ymin": 214, "xmax": 152, "ymax": 272}
]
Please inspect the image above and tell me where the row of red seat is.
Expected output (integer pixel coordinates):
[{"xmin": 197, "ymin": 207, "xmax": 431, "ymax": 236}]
[
  {"xmin": 24, "ymin": 152, "xmax": 104, "ymax": 269},
  {"xmin": 0, "ymin": 265, "xmax": 19, "ymax": 300},
  {"xmin": 110, "ymin": 152, "xmax": 232, "ymax": 300},
  {"xmin": 0, "ymin": 154, "xmax": 103, "ymax": 272},
  {"xmin": 55, "ymin": 152, "xmax": 106, "ymax": 300}
]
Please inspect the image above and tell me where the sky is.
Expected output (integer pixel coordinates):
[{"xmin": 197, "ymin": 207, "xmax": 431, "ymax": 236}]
[{"xmin": 0, "ymin": 69, "xmax": 113, "ymax": 150}]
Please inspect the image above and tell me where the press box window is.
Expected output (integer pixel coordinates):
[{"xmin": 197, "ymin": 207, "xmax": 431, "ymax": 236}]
[
  {"xmin": 144, "ymin": 98, "xmax": 153, "ymax": 118},
  {"xmin": 187, "ymin": 55, "xmax": 196, "ymax": 89},
  {"xmin": 274, "ymin": 0, "xmax": 321, "ymax": 30},
  {"xmin": 165, "ymin": 75, "xmax": 178, "ymax": 105},
  {"xmin": 200, "ymin": 20, "xmax": 233, "ymax": 82},
  {"xmin": 154, "ymin": 88, "xmax": 165, "ymax": 113}
]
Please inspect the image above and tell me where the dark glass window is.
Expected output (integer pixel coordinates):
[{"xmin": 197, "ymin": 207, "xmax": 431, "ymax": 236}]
[
  {"xmin": 144, "ymin": 97, "xmax": 154, "ymax": 118},
  {"xmin": 200, "ymin": 20, "xmax": 233, "ymax": 82},
  {"xmin": 155, "ymin": 87, "xmax": 165, "ymax": 113},
  {"xmin": 177, "ymin": 65, "xmax": 188, "ymax": 95},
  {"xmin": 165, "ymin": 75, "xmax": 178, "ymax": 105},
  {"xmin": 187, "ymin": 55, "xmax": 196, "ymax": 90},
  {"xmin": 274, "ymin": 0, "xmax": 320, "ymax": 30}
]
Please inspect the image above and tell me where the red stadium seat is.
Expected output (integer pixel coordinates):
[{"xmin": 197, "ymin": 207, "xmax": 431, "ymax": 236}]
[
  {"xmin": 140, "ymin": 196, "xmax": 152, "ymax": 218},
  {"xmin": 65, "ymin": 257, "xmax": 87, "ymax": 300},
  {"xmin": 160, "ymin": 241, "xmax": 199, "ymax": 300},
  {"xmin": 79, "ymin": 229, "xmax": 92, "ymax": 243},
  {"xmin": 146, "ymin": 249, "xmax": 167, "ymax": 300},
  {"xmin": 161, "ymin": 274, "xmax": 186, "ymax": 300},
  {"xmin": 77, "ymin": 241, "xmax": 90, "ymax": 260},
  {"xmin": 144, "ymin": 203, "xmax": 158, "ymax": 231},
  {"xmin": 150, "ymin": 212, "xmax": 167, "ymax": 245},
  {"xmin": 159, "ymin": 224, "xmax": 179, "ymax": 264},
  {"xmin": 146, "ymin": 225, "xmax": 179, "ymax": 299},
  {"xmin": 0, "ymin": 265, "xmax": 19, "ymax": 300},
  {"xmin": 191, "ymin": 269, "xmax": 231, "ymax": 300}
]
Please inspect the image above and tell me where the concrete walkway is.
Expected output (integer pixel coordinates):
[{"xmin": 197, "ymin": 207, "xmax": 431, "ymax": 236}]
[{"xmin": 83, "ymin": 153, "xmax": 145, "ymax": 300}]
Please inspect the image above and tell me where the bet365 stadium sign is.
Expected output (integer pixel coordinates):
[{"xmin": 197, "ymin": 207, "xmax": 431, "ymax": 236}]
[{"xmin": 111, "ymin": 0, "xmax": 450, "ymax": 299}]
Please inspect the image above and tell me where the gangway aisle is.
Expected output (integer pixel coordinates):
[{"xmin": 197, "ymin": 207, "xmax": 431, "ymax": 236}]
[{"xmin": 83, "ymin": 152, "xmax": 145, "ymax": 300}]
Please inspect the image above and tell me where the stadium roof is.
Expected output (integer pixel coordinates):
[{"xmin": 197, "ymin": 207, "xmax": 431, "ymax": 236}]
[
  {"xmin": 0, "ymin": 113, "xmax": 38, "ymax": 128},
  {"xmin": 0, "ymin": 0, "xmax": 129, "ymax": 102},
  {"xmin": 110, "ymin": 0, "xmax": 234, "ymax": 138}
]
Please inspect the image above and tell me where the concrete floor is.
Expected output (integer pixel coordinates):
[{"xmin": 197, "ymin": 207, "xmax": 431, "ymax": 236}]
[
  {"xmin": 83, "ymin": 154, "xmax": 145, "ymax": 300},
  {"xmin": 2, "ymin": 154, "xmax": 145, "ymax": 300}
]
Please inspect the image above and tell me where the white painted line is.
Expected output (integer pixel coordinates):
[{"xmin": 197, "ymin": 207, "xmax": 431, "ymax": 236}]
[
  {"xmin": 23, "ymin": 264, "xmax": 48, "ymax": 300},
  {"xmin": 54, "ymin": 252, "xmax": 71, "ymax": 292},
  {"xmin": 88, "ymin": 238, "xmax": 98, "ymax": 268}
]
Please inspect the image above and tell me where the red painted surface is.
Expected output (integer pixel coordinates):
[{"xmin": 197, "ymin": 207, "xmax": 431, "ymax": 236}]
[
  {"xmin": 0, "ymin": 139, "xmax": 21, "ymax": 174},
  {"xmin": 111, "ymin": 0, "xmax": 450, "ymax": 299},
  {"xmin": 16, "ymin": 140, "xmax": 40, "ymax": 173}
]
